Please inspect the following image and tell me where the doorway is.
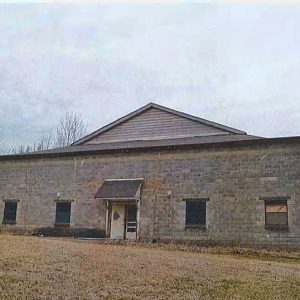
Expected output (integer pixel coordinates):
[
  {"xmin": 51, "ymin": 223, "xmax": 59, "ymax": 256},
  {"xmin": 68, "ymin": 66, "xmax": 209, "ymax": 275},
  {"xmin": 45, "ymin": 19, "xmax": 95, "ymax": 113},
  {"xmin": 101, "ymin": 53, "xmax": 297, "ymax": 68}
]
[
  {"xmin": 125, "ymin": 204, "xmax": 137, "ymax": 240},
  {"xmin": 110, "ymin": 203, "xmax": 137, "ymax": 239}
]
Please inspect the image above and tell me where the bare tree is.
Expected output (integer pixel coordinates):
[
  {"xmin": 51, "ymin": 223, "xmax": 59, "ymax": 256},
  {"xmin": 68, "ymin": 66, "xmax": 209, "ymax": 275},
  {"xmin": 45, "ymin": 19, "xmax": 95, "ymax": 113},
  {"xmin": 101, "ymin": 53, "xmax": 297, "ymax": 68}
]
[
  {"xmin": 0, "ymin": 112, "xmax": 87, "ymax": 154},
  {"xmin": 36, "ymin": 131, "xmax": 53, "ymax": 151},
  {"xmin": 5, "ymin": 144, "xmax": 35, "ymax": 155},
  {"xmin": 0, "ymin": 137, "xmax": 14, "ymax": 155},
  {"xmin": 54, "ymin": 112, "xmax": 87, "ymax": 148},
  {"xmin": 13, "ymin": 145, "xmax": 31, "ymax": 154}
]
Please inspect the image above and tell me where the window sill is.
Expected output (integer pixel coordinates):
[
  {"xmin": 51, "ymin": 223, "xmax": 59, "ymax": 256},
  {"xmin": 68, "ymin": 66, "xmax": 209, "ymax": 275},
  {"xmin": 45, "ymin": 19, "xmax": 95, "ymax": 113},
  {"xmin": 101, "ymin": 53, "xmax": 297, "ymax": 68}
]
[
  {"xmin": 185, "ymin": 225, "xmax": 207, "ymax": 230},
  {"xmin": 54, "ymin": 223, "xmax": 70, "ymax": 228},
  {"xmin": 265, "ymin": 225, "xmax": 289, "ymax": 231}
]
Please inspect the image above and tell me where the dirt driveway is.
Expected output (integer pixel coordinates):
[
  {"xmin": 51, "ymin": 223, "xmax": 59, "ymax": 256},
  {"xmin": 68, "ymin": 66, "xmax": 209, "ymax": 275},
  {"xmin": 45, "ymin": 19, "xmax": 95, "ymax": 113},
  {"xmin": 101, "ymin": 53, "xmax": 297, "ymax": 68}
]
[{"xmin": 0, "ymin": 235, "xmax": 299, "ymax": 299}]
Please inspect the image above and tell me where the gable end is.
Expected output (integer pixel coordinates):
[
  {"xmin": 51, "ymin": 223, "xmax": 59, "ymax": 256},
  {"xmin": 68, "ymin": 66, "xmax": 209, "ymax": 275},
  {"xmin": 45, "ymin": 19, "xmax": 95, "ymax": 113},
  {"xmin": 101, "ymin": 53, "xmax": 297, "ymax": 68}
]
[{"xmin": 73, "ymin": 103, "xmax": 246, "ymax": 145}]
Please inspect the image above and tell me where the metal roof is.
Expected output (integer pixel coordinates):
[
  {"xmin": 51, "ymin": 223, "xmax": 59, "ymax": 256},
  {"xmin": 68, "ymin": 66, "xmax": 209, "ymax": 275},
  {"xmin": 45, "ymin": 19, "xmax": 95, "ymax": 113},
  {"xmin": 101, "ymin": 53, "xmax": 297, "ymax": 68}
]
[
  {"xmin": 94, "ymin": 179, "xmax": 143, "ymax": 199},
  {"xmin": 2, "ymin": 134, "xmax": 300, "ymax": 161},
  {"xmin": 0, "ymin": 134, "xmax": 263, "ymax": 160}
]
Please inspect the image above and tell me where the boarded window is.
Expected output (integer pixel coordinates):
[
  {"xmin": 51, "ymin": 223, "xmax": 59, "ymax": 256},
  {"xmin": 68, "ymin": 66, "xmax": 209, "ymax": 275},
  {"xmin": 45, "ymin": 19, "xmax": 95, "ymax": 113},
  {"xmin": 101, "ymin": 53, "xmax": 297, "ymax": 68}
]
[
  {"xmin": 3, "ymin": 202, "xmax": 18, "ymax": 224},
  {"xmin": 185, "ymin": 200, "xmax": 206, "ymax": 227},
  {"xmin": 265, "ymin": 200, "xmax": 288, "ymax": 228},
  {"xmin": 55, "ymin": 202, "xmax": 71, "ymax": 225}
]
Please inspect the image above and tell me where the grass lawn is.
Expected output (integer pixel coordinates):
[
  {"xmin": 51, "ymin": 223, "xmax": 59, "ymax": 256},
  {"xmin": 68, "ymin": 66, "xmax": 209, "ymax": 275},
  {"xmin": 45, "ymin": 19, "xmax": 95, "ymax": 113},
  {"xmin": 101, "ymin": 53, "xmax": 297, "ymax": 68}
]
[{"xmin": 0, "ymin": 235, "xmax": 299, "ymax": 300}]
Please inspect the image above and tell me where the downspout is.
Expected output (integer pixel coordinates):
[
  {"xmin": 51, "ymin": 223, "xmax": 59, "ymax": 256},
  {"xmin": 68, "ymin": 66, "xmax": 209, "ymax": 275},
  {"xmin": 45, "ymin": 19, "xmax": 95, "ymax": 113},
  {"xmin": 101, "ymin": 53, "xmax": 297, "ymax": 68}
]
[
  {"xmin": 24, "ymin": 161, "xmax": 29, "ymax": 231},
  {"xmin": 105, "ymin": 200, "xmax": 109, "ymax": 237},
  {"xmin": 136, "ymin": 198, "xmax": 140, "ymax": 240}
]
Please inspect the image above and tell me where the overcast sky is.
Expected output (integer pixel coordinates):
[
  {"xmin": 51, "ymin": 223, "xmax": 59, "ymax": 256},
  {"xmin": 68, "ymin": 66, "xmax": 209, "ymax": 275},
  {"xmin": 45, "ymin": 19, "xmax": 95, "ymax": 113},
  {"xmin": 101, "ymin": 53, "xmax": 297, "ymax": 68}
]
[{"xmin": 0, "ymin": 3, "xmax": 300, "ymax": 147}]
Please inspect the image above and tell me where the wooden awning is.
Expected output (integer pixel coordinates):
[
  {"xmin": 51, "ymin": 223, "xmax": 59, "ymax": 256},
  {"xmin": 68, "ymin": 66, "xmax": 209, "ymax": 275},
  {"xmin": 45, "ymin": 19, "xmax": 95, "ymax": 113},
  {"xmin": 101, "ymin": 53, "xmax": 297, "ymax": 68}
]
[{"xmin": 94, "ymin": 179, "xmax": 143, "ymax": 200}]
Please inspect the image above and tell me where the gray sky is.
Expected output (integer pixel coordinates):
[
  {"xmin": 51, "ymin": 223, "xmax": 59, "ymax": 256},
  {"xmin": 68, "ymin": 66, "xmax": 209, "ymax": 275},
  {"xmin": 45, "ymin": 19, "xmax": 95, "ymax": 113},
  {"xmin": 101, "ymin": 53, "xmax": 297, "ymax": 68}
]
[{"xmin": 0, "ymin": 3, "xmax": 300, "ymax": 147}]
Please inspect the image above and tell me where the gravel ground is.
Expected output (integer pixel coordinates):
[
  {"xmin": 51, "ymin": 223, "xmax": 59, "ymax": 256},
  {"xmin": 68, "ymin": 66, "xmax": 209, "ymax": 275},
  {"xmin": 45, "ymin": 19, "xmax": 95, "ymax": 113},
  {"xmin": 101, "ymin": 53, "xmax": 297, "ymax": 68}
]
[{"xmin": 0, "ymin": 235, "xmax": 299, "ymax": 300}]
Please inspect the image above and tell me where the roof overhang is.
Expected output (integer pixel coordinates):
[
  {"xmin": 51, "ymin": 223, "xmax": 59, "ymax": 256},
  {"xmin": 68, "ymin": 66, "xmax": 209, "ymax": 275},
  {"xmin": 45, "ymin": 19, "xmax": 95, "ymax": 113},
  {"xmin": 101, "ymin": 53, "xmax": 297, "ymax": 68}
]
[{"xmin": 2, "ymin": 135, "xmax": 300, "ymax": 161}]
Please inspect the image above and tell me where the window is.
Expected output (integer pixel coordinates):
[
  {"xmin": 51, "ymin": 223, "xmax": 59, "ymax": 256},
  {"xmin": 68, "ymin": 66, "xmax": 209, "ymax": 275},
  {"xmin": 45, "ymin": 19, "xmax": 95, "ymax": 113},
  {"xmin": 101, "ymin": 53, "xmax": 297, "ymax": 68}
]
[
  {"xmin": 265, "ymin": 200, "xmax": 288, "ymax": 229},
  {"xmin": 55, "ymin": 202, "xmax": 71, "ymax": 226},
  {"xmin": 2, "ymin": 201, "xmax": 18, "ymax": 224},
  {"xmin": 184, "ymin": 199, "xmax": 207, "ymax": 228}
]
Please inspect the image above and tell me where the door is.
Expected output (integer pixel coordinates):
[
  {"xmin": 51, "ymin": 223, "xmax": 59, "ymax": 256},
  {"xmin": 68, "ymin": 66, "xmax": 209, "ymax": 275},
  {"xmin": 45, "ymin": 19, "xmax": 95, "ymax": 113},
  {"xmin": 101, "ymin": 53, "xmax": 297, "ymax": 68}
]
[
  {"xmin": 125, "ymin": 204, "xmax": 137, "ymax": 240},
  {"xmin": 110, "ymin": 204, "xmax": 125, "ymax": 239}
]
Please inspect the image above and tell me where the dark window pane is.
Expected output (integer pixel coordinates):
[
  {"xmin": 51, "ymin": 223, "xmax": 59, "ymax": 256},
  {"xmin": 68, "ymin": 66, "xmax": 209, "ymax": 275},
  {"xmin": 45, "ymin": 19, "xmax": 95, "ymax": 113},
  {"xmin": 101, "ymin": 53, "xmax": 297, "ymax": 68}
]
[
  {"xmin": 3, "ymin": 202, "xmax": 17, "ymax": 224},
  {"xmin": 55, "ymin": 202, "xmax": 71, "ymax": 225},
  {"xmin": 186, "ymin": 201, "xmax": 206, "ymax": 226}
]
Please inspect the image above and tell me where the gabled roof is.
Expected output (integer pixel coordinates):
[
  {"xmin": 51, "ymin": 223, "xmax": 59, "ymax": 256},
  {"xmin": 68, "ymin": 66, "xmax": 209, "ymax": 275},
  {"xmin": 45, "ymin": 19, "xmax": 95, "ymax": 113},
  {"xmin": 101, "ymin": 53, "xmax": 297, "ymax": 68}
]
[{"xmin": 72, "ymin": 102, "xmax": 246, "ymax": 146}]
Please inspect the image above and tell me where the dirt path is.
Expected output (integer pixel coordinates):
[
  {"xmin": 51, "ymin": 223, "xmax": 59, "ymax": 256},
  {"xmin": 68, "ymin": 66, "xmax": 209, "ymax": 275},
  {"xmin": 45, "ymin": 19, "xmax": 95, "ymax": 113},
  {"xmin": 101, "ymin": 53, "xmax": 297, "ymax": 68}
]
[{"xmin": 0, "ymin": 235, "xmax": 299, "ymax": 299}]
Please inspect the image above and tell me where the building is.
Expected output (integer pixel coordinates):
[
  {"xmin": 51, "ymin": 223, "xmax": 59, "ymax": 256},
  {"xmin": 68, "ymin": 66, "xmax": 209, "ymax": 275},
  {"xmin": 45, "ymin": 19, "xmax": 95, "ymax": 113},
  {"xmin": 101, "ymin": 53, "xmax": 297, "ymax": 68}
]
[{"xmin": 0, "ymin": 103, "xmax": 299, "ymax": 248}]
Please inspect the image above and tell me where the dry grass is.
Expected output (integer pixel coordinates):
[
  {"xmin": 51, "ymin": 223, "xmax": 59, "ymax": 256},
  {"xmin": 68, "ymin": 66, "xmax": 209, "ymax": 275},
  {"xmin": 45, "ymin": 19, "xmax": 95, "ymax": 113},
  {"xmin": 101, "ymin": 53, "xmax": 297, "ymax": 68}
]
[
  {"xmin": 145, "ymin": 241, "xmax": 300, "ymax": 264},
  {"xmin": 0, "ymin": 235, "xmax": 299, "ymax": 300}
]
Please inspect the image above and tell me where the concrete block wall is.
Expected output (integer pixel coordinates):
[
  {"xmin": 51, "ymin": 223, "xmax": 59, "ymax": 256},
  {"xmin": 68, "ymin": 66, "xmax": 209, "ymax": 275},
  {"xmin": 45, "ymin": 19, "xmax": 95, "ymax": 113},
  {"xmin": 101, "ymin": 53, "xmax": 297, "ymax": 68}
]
[{"xmin": 0, "ymin": 142, "xmax": 299, "ymax": 248}]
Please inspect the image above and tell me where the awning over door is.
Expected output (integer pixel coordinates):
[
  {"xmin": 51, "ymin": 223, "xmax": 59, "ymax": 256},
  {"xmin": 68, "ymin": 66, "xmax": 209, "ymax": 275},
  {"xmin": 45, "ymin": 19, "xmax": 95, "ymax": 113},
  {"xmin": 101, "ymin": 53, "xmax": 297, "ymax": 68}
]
[{"xmin": 94, "ymin": 179, "xmax": 143, "ymax": 200}]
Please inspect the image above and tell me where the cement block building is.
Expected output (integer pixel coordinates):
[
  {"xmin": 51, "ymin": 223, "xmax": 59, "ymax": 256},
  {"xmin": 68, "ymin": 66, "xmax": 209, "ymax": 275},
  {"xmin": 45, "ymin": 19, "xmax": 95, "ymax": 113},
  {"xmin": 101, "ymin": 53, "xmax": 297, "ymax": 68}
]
[{"xmin": 0, "ymin": 103, "xmax": 299, "ymax": 248}]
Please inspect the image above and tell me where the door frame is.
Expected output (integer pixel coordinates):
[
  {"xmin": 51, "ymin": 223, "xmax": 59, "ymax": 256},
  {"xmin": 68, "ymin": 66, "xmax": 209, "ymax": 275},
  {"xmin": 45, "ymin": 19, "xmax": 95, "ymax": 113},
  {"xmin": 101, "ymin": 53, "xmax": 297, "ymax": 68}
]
[
  {"xmin": 124, "ymin": 203, "xmax": 138, "ymax": 240},
  {"xmin": 105, "ymin": 200, "xmax": 140, "ymax": 240}
]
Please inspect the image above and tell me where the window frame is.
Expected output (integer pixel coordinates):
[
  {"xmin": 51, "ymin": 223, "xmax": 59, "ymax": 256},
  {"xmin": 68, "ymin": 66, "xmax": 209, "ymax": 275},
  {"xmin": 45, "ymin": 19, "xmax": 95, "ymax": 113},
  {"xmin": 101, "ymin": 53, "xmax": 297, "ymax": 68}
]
[
  {"xmin": 261, "ymin": 198, "xmax": 289, "ymax": 230},
  {"xmin": 183, "ymin": 198, "xmax": 209, "ymax": 229},
  {"xmin": 2, "ymin": 200, "xmax": 19, "ymax": 225},
  {"xmin": 54, "ymin": 201, "xmax": 72, "ymax": 227}
]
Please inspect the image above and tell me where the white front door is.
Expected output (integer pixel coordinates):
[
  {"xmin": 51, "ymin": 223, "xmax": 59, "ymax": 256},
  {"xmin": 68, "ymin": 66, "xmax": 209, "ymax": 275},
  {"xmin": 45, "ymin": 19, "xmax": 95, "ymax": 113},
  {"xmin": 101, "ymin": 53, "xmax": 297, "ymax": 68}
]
[{"xmin": 110, "ymin": 204, "xmax": 125, "ymax": 239}]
